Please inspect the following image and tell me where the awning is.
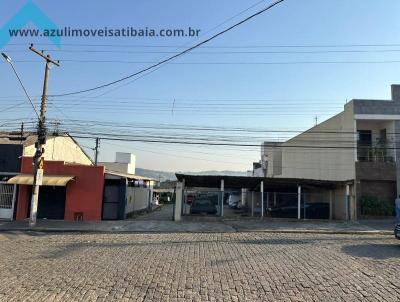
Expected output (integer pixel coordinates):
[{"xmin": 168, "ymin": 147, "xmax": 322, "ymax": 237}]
[{"xmin": 7, "ymin": 174, "xmax": 74, "ymax": 186}]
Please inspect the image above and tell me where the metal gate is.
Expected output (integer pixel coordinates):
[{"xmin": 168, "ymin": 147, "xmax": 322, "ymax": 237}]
[{"xmin": 0, "ymin": 182, "xmax": 16, "ymax": 220}]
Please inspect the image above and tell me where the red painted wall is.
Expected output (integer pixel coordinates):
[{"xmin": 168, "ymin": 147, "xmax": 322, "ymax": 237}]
[{"xmin": 16, "ymin": 157, "xmax": 105, "ymax": 221}]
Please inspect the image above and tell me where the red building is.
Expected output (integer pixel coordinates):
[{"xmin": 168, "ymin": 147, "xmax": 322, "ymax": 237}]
[{"xmin": 11, "ymin": 157, "xmax": 105, "ymax": 221}]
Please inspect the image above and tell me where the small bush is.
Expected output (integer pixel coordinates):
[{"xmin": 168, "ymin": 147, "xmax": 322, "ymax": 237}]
[{"xmin": 360, "ymin": 196, "xmax": 394, "ymax": 216}]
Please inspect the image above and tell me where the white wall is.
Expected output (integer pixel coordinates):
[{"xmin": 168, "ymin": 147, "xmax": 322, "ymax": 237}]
[
  {"xmin": 101, "ymin": 162, "xmax": 136, "ymax": 174},
  {"xmin": 126, "ymin": 187, "xmax": 150, "ymax": 214},
  {"xmin": 100, "ymin": 152, "xmax": 136, "ymax": 174}
]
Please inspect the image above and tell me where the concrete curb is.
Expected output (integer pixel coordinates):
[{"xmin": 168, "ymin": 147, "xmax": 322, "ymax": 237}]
[{"xmin": 0, "ymin": 227, "xmax": 393, "ymax": 236}]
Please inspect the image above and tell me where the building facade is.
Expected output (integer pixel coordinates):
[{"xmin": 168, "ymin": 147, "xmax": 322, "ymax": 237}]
[
  {"xmin": 100, "ymin": 152, "xmax": 156, "ymax": 220},
  {"xmin": 13, "ymin": 157, "xmax": 105, "ymax": 221},
  {"xmin": 258, "ymin": 85, "xmax": 400, "ymax": 218},
  {"xmin": 0, "ymin": 132, "xmax": 92, "ymax": 220}
]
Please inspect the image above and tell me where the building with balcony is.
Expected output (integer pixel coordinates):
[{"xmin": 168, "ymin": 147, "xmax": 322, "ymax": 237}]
[{"xmin": 258, "ymin": 84, "xmax": 400, "ymax": 219}]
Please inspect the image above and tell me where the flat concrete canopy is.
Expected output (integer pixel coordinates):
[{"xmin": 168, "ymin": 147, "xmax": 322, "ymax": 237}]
[
  {"xmin": 8, "ymin": 174, "xmax": 74, "ymax": 186},
  {"xmin": 175, "ymin": 174, "xmax": 350, "ymax": 191}
]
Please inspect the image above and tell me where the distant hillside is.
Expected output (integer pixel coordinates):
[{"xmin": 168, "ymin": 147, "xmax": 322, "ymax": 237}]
[
  {"xmin": 135, "ymin": 168, "xmax": 247, "ymax": 181},
  {"xmin": 135, "ymin": 168, "xmax": 176, "ymax": 181},
  {"xmin": 186, "ymin": 170, "xmax": 247, "ymax": 177}
]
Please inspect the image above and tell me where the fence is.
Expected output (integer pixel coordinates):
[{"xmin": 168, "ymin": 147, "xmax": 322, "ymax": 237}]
[
  {"xmin": 183, "ymin": 190, "xmax": 220, "ymax": 216},
  {"xmin": 181, "ymin": 189, "xmax": 348, "ymax": 220}
]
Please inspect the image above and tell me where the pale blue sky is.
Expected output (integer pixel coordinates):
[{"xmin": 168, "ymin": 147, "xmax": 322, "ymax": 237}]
[{"xmin": 1, "ymin": 0, "xmax": 400, "ymax": 172}]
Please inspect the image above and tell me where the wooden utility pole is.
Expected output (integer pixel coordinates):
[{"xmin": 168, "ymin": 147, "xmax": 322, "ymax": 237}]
[{"xmin": 29, "ymin": 44, "xmax": 60, "ymax": 227}]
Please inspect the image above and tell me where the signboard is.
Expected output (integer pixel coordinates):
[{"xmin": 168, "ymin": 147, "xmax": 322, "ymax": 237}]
[
  {"xmin": 36, "ymin": 169, "xmax": 43, "ymax": 186},
  {"xmin": 39, "ymin": 158, "xmax": 44, "ymax": 170}
]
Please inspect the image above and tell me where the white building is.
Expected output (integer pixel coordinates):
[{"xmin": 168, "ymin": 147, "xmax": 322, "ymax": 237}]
[{"xmin": 99, "ymin": 152, "xmax": 136, "ymax": 175}]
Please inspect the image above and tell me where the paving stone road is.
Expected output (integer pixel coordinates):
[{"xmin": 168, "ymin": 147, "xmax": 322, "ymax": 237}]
[{"xmin": 0, "ymin": 232, "xmax": 399, "ymax": 301}]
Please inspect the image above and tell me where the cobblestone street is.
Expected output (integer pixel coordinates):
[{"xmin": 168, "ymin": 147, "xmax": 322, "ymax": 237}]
[{"xmin": 0, "ymin": 232, "xmax": 399, "ymax": 301}]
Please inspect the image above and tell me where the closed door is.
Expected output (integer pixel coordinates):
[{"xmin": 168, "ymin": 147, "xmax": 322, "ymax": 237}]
[
  {"xmin": 102, "ymin": 185, "xmax": 121, "ymax": 220},
  {"xmin": 37, "ymin": 186, "xmax": 66, "ymax": 220},
  {"xmin": 0, "ymin": 183, "xmax": 15, "ymax": 220}
]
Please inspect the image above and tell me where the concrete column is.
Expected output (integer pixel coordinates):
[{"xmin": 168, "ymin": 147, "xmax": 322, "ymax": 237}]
[
  {"xmin": 241, "ymin": 188, "xmax": 246, "ymax": 207},
  {"xmin": 329, "ymin": 190, "xmax": 333, "ymax": 220},
  {"xmin": 298, "ymin": 185, "xmax": 301, "ymax": 220},
  {"xmin": 273, "ymin": 192, "xmax": 277, "ymax": 206},
  {"xmin": 395, "ymin": 121, "xmax": 400, "ymax": 196},
  {"xmin": 261, "ymin": 181, "xmax": 264, "ymax": 218},
  {"xmin": 174, "ymin": 182, "xmax": 183, "ymax": 221},
  {"xmin": 251, "ymin": 191, "xmax": 254, "ymax": 217},
  {"xmin": 346, "ymin": 184, "xmax": 350, "ymax": 221},
  {"xmin": 220, "ymin": 179, "xmax": 224, "ymax": 217}
]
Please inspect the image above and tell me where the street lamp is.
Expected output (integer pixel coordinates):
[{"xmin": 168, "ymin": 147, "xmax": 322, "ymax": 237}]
[
  {"xmin": 1, "ymin": 52, "xmax": 40, "ymax": 119},
  {"xmin": 1, "ymin": 52, "xmax": 12, "ymax": 63}
]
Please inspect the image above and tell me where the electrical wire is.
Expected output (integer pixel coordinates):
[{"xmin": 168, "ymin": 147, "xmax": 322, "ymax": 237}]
[{"xmin": 48, "ymin": 0, "xmax": 286, "ymax": 97}]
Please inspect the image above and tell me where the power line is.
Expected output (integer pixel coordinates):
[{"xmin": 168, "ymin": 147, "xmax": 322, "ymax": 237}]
[
  {"xmin": 8, "ymin": 48, "xmax": 400, "ymax": 54},
  {"xmin": 101, "ymin": 141, "xmax": 247, "ymax": 165},
  {"xmin": 6, "ymin": 43, "xmax": 400, "ymax": 48},
  {"xmin": 7, "ymin": 59, "xmax": 400, "ymax": 65},
  {"xmin": 49, "ymin": 0, "xmax": 286, "ymax": 97},
  {"xmin": 39, "ymin": 118, "xmax": 363, "ymax": 134},
  {"xmin": 61, "ymin": 134, "xmax": 399, "ymax": 150}
]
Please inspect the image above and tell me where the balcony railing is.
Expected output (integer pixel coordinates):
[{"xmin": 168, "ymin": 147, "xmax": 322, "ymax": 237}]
[{"xmin": 357, "ymin": 144, "xmax": 394, "ymax": 163}]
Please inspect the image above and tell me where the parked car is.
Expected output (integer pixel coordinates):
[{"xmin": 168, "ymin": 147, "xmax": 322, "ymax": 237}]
[
  {"xmin": 268, "ymin": 203, "xmax": 329, "ymax": 219},
  {"xmin": 228, "ymin": 194, "xmax": 241, "ymax": 209},
  {"xmin": 395, "ymin": 222, "xmax": 400, "ymax": 239},
  {"xmin": 190, "ymin": 198, "xmax": 217, "ymax": 215}
]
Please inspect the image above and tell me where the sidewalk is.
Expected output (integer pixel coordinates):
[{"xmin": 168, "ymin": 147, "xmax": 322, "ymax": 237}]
[{"xmin": 0, "ymin": 217, "xmax": 396, "ymax": 234}]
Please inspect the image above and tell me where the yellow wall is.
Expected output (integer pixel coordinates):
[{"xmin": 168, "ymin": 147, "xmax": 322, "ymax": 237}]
[{"xmin": 23, "ymin": 136, "xmax": 92, "ymax": 165}]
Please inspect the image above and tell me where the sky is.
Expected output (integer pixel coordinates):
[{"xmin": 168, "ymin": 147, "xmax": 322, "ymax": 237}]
[{"xmin": 1, "ymin": 0, "xmax": 400, "ymax": 173}]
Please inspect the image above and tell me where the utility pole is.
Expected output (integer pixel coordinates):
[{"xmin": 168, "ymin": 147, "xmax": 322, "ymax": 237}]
[
  {"xmin": 20, "ymin": 122, "xmax": 24, "ymax": 143},
  {"xmin": 94, "ymin": 138, "xmax": 100, "ymax": 165},
  {"xmin": 29, "ymin": 44, "xmax": 60, "ymax": 227}
]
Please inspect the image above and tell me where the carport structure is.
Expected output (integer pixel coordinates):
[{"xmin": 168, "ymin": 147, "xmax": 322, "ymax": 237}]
[{"xmin": 174, "ymin": 174, "xmax": 354, "ymax": 221}]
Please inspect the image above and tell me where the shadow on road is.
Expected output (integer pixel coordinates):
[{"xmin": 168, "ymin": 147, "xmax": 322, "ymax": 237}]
[{"xmin": 342, "ymin": 243, "xmax": 400, "ymax": 260}]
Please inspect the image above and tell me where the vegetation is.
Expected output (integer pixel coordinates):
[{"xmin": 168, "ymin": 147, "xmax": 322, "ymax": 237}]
[
  {"xmin": 159, "ymin": 192, "xmax": 175, "ymax": 204},
  {"xmin": 360, "ymin": 196, "xmax": 394, "ymax": 216}
]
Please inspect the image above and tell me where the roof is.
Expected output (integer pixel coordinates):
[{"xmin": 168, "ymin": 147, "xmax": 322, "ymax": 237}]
[
  {"xmin": 175, "ymin": 174, "xmax": 351, "ymax": 190},
  {"xmin": 0, "ymin": 131, "xmax": 75, "ymax": 147},
  {"xmin": 0, "ymin": 132, "xmax": 38, "ymax": 146},
  {"xmin": 105, "ymin": 170, "xmax": 156, "ymax": 181},
  {"xmin": 0, "ymin": 132, "xmax": 93, "ymax": 164}
]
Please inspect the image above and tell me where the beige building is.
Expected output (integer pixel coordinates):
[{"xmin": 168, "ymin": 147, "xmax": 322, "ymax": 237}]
[{"xmin": 258, "ymin": 84, "xmax": 400, "ymax": 218}]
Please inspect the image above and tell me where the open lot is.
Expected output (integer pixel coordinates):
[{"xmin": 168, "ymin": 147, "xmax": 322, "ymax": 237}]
[{"xmin": 0, "ymin": 232, "xmax": 399, "ymax": 301}]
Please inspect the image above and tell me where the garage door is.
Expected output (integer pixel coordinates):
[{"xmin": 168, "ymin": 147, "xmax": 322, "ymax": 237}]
[{"xmin": 37, "ymin": 186, "xmax": 66, "ymax": 220}]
